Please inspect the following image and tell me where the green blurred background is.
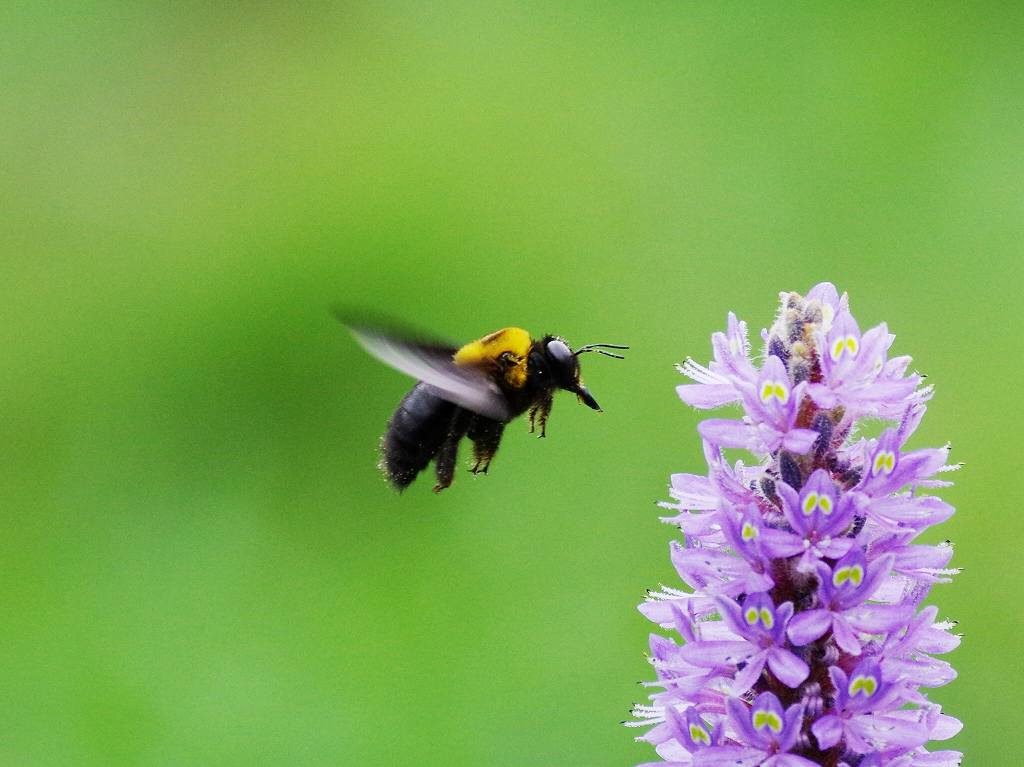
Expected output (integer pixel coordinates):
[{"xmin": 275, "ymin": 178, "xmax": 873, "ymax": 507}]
[{"xmin": 2, "ymin": 3, "xmax": 1020, "ymax": 765}]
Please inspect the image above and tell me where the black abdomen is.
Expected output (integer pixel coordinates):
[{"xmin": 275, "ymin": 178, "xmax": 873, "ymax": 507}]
[{"xmin": 381, "ymin": 383, "xmax": 457, "ymax": 489}]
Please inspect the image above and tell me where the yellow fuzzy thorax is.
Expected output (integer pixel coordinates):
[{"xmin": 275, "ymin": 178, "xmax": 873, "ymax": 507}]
[{"xmin": 453, "ymin": 327, "xmax": 532, "ymax": 389}]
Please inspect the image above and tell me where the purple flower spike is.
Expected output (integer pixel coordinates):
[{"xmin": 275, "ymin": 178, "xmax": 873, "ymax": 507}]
[{"xmin": 632, "ymin": 284, "xmax": 961, "ymax": 767}]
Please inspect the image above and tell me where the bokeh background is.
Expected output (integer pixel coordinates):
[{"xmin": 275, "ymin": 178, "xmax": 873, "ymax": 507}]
[{"xmin": 2, "ymin": 3, "xmax": 1021, "ymax": 765}]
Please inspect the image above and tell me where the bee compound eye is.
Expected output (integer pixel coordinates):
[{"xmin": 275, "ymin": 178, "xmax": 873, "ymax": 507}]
[{"xmin": 546, "ymin": 339, "xmax": 572, "ymax": 362}]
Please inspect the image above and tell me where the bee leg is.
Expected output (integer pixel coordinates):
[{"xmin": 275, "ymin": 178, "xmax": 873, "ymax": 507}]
[
  {"xmin": 467, "ymin": 417, "xmax": 505, "ymax": 476},
  {"xmin": 533, "ymin": 392, "xmax": 553, "ymax": 438},
  {"xmin": 433, "ymin": 409, "xmax": 471, "ymax": 493}
]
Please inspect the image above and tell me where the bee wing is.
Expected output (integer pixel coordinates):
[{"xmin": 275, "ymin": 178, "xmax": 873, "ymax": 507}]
[{"xmin": 345, "ymin": 323, "xmax": 512, "ymax": 421}]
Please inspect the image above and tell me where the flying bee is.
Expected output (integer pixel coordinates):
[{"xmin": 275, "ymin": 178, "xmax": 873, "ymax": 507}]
[{"xmin": 342, "ymin": 318, "xmax": 628, "ymax": 492}]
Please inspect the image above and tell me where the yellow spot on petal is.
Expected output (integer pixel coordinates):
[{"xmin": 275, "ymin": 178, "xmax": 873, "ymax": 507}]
[
  {"xmin": 760, "ymin": 380, "xmax": 790, "ymax": 404},
  {"xmin": 830, "ymin": 334, "xmax": 859, "ymax": 362},
  {"xmin": 830, "ymin": 338, "xmax": 846, "ymax": 362},
  {"xmin": 689, "ymin": 723, "xmax": 711, "ymax": 745},
  {"xmin": 849, "ymin": 675, "xmax": 878, "ymax": 697},
  {"xmin": 833, "ymin": 565, "xmax": 864, "ymax": 588},
  {"xmin": 753, "ymin": 710, "xmax": 783, "ymax": 733},
  {"xmin": 873, "ymin": 451, "xmax": 896, "ymax": 476},
  {"xmin": 802, "ymin": 493, "xmax": 819, "ymax": 516}
]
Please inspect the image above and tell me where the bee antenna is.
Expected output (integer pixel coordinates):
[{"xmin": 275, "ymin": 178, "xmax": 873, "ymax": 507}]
[{"xmin": 575, "ymin": 343, "xmax": 629, "ymax": 360}]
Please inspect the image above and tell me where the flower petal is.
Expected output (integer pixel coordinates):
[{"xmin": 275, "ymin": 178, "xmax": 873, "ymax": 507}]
[
  {"xmin": 811, "ymin": 714, "xmax": 843, "ymax": 749},
  {"xmin": 781, "ymin": 428, "xmax": 818, "ymax": 454},
  {"xmin": 678, "ymin": 383, "xmax": 739, "ymax": 409},
  {"xmin": 767, "ymin": 647, "xmax": 810, "ymax": 688},
  {"xmin": 832, "ymin": 615, "xmax": 862, "ymax": 655},
  {"xmin": 668, "ymin": 473, "xmax": 720, "ymax": 508},
  {"xmin": 867, "ymin": 495, "xmax": 955, "ymax": 529},
  {"xmin": 848, "ymin": 712, "xmax": 929, "ymax": 753},
  {"xmin": 691, "ymin": 746, "xmax": 765, "ymax": 767},
  {"xmin": 786, "ymin": 609, "xmax": 832, "ymax": 646},
  {"xmin": 698, "ymin": 418, "xmax": 751, "ymax": 449},
  {"xmin": 770, "ymin": 755, "xmax": 819, "ymax": 767},
  {"xmin": 760, "ymin": 528, "xmax": 805, "ymax": 558},
  {"xmin": 846, "ymin": 603, "xmax": 914, "ymax": 634},
  {"xmin": 928, "ymin": 713, "xmax": 963, "ymax": 741},
  {"xmin": 678, "ymin": 640, "xmax": 755, "ymax": 668},
  {"xmin": 731, "ymin": 650, "xmax": 768, "ymax": 694},
  {"xmin": 806, "ymin": 382, "xmax": 839, "ymax": 408}
]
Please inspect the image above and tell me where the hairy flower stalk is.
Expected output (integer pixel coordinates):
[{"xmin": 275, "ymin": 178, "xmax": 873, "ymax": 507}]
[{"xmin": 629, "ymin": 284, "xmax": 962, "ymax": 767}]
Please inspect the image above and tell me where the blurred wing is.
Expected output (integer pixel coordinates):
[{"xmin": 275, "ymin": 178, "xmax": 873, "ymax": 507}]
[{"xmin": 345, "ymin": 322, "xmax": 511, "ymax": 421}]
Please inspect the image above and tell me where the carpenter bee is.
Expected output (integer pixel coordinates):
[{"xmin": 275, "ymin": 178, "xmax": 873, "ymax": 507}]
[{"xmin": 341, "ymin": 318, "xmax": 627, "ymax": 492}]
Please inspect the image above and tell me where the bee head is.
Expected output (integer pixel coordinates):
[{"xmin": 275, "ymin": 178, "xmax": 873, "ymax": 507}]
[{"xmin": 537, "ymin": 336, "xmax": 603, "ymax": 411}]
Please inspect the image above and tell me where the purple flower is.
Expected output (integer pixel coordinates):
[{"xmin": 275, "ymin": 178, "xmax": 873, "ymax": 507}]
[
  {"xmin": 786, "ymin": 552, "xmax": 912, "ymax": 656},
  {"xmin": 630, "ymin": 284, "xmax": 961, "ymax": 767},
  {"xmin": 760, "ymin": 469, "xmax": 856, "ymax": 572},
  {"xmin": 679, "ymin": 592, "xmax": 809, "ymax": 694},
  {"xmin": 811, "ymin": 660, "xmax": 929, "ymax": 754},
  {"xmin": 691, "ymin": 693, "xmax": 817, "ymax": 767},
  {"xmin": 806, "ymin": 312, "xmax": 923, "ymax": 419},
  {"xmin": 856, "ymin": 428, "xmax": 950, "ymax": 498},
  {"xmin": 677, "ymin": 312, "xmax": 757, "ymax": 409},
  {"xmin": 697, "ymin": 356, "xmax": 819, "ymax": 456}
]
